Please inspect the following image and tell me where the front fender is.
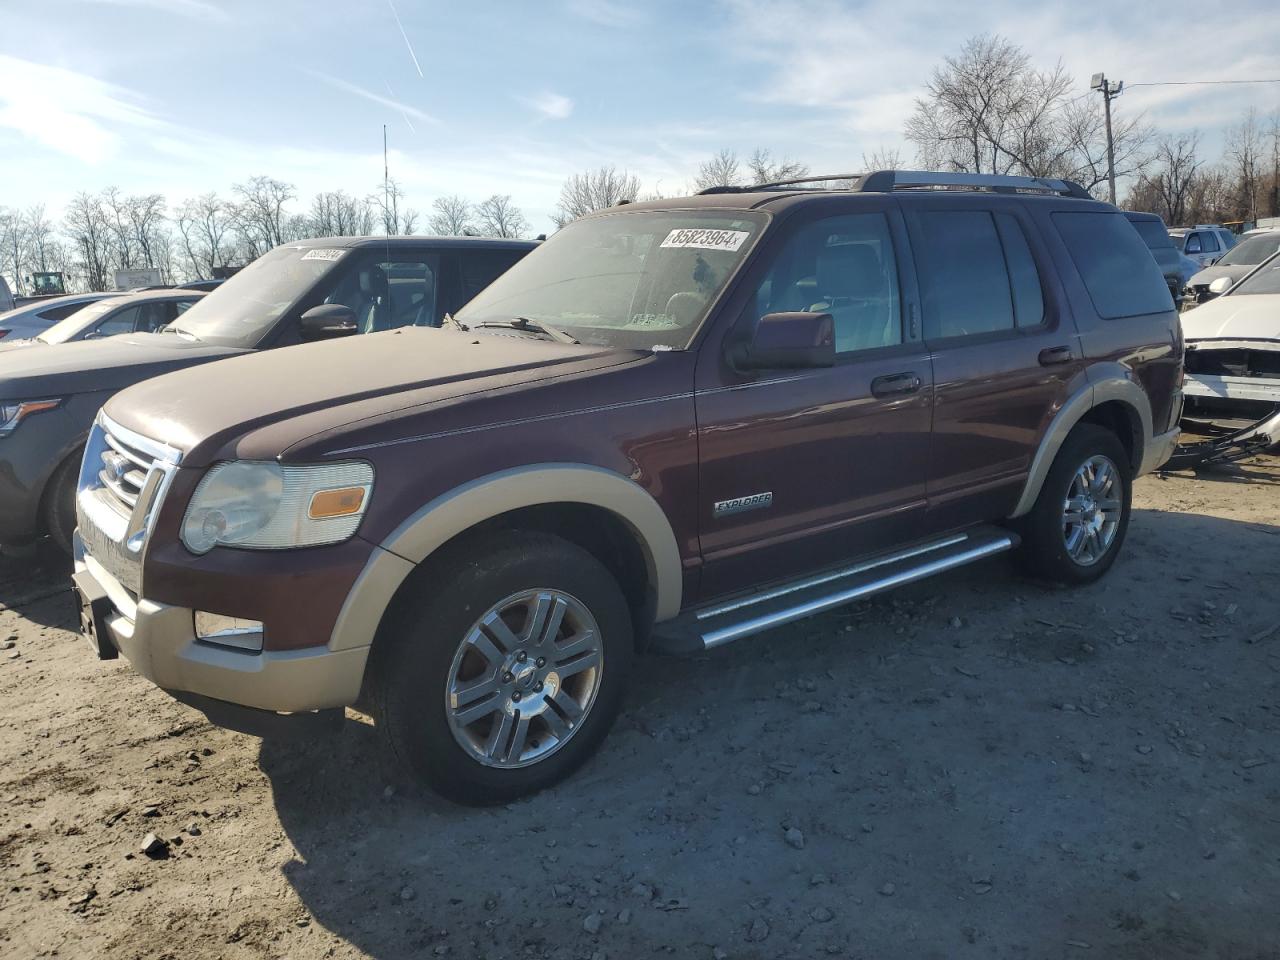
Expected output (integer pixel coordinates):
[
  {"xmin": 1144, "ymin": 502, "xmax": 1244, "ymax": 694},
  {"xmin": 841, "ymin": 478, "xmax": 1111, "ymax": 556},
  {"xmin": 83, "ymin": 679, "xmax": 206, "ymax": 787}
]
[{"xmin": 327, "ymin": 463, "xmax": 683, "ymax": 652}]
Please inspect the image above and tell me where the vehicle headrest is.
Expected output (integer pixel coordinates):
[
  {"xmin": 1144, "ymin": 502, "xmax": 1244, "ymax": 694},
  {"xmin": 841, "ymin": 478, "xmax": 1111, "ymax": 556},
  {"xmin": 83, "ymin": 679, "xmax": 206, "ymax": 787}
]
[{"xmin": 816, "ymin": 244, "xmax": 882, "ymax": 299}]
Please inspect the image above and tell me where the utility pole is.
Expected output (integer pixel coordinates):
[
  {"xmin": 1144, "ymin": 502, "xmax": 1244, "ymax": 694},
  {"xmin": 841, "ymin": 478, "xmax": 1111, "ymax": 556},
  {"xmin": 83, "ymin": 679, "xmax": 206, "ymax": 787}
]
[{"xmin": 1091, "ymin": 73, "xmax": 1124, "ymax": 204}]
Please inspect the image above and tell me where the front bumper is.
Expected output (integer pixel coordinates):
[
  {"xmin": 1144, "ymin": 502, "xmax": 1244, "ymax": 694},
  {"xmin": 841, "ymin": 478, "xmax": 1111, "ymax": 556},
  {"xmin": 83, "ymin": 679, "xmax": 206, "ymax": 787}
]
[{"xmin": 75, "ymin": 533, "xmax": 369, "ymax": 713}]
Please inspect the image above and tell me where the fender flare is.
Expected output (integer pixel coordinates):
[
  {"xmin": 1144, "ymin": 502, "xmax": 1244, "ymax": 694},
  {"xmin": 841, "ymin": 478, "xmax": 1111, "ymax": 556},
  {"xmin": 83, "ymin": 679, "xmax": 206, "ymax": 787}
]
[
  {"xmin": 1008, "ymin": 368, "xmax": 1153, "ymax": 519},
  {"xmin": 329, "ymin": 464, "xmax": 683, "ymax": 651}
]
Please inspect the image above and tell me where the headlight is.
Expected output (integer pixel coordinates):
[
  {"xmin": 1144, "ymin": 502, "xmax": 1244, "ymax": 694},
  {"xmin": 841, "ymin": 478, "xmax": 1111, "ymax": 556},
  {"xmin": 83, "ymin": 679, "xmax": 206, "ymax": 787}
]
[
  {"xmin": 0, "ymin": 399, "xmax": 61, "ymax": 437},
  {"xmin": 181, "ymin": 460, "xmax": 373, "ymax": 554}
]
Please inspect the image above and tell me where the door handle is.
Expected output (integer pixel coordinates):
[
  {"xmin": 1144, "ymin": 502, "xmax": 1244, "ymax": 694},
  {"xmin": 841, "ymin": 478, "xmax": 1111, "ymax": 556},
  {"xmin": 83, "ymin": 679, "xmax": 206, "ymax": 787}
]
[
  {"xmin": 870, "ymin": 371, "xmax": 922, "ymax": 398},
  {"xmin": 1038, "ymin": 346, "xmax": 1074, "ymax": 367}
]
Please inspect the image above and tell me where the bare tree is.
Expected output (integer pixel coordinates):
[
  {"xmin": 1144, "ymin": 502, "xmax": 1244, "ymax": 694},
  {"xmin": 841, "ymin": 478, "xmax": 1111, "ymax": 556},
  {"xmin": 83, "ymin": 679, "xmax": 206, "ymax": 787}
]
[
  {"xmin": 861, "ymin": 146, "xmax": 905, "ymax": 171},
  {"xmin": 175, "ymin": 193, "xmax": 234, "ymax": 279},
  {"xmin": 1225, "ymin": 109, "xmax": 1264, "ymax": 221},
  {"xmin": 694, "ymin": 149, "xmax": 743, "ymax": 190},
  {"xmin": 1126, "ymin": 133, "xmax": 1202, "ymax": 225},
  {"xmin": 127, "ymin": 193, "xmax": 167, "ymax": 269},
  {"xmin": 1059, "ymin": 96, "xmax": 1151, "ymax": 194},
  {"xmin": 370, "ymin": 177, "xmax": 419, "ymax": 236},
  {"xmin": 310, "ymin": 190, "xmax": 374, "ymax": 237},
  {"xmin": 428, "ymin": 195, "xmax": 475, "ymax": 236},
  {"xmin": 475, "ymin": 194, "xmax": 529, "ymax": 238},
  {"xmin": 230, "ymin": 176, "xmax": 296, "ymax": 255},
  {"xmin": 63, "ymin": 192, "xmax": 112, "ymax": 291},
  {"xmin": 553, "ymin": 165, "xmax": 640, "ymax": 227},
  {"xmin": 745, "ymin": 149, "xmax": 808, "ymax": 185}
]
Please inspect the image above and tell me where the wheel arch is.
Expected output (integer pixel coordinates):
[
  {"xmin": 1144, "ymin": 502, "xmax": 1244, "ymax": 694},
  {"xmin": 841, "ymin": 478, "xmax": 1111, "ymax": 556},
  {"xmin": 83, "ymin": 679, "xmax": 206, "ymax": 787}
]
[
  {"xmin": 329, "ymin": 464, "xmax": 682, "ymax": 654},
  {"xmin": 1009, "ymin": 370, "xmax": 1153, "ymax": 519}
]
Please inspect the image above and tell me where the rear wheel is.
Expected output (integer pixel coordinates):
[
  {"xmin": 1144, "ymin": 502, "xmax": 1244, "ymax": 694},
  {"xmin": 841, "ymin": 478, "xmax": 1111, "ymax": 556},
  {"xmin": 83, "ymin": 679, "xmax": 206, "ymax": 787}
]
[
  {"xmin": 44, "ymin": 454, "xmax": 80, "ymax": 556},
  {"xmin": 1019, "ymin": 425, "xmax": 1132, "ymax": 585},
  {"xmin": 371, "ymin": 531, "xmax": 633, "ymax": 805}
]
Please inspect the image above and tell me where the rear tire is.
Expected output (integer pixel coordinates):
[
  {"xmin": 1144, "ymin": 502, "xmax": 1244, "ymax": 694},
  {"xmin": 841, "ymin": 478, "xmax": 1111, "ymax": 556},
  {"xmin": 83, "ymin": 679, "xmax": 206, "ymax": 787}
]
[
  {"xmin": 370, "ymin": 531, "xmax": 633, "ymax": 805},
  {"xmin": 1018, "ymin": 425, "xmax": 1132, "ymax": 585},
  {"xmin": 44, "ymin": 454, "xmax": 80, "ymax": 556}
]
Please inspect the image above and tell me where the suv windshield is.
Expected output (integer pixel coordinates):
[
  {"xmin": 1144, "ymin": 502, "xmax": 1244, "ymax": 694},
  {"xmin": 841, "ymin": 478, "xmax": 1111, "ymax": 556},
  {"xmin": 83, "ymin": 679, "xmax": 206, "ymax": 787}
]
[
  {"xmin": 456, "ymin": 211, "xmax": 767, "ymax": 350},
  {"xmin": 1217, "ymin": 232, "xmax": 1280, "ymax": 267},
  {"xmin": 169, "ymin": 244, "xmax": 350, "ymax": 346},
  {"xmin": 1226, "ymin": 252, "xmax": 1280, "ymax": 296}
]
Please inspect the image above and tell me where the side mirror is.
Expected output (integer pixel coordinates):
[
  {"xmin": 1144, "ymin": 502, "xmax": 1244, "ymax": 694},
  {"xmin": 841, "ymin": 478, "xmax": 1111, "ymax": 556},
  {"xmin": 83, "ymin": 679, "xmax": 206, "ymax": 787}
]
[
  {"xmin": 300, "ymin": 304, "xmax": 358, "ymax": 340},
  {"xmin": 1208, "ymin": 276, "xmax": 1233, "ymax": 295},
  {"xmin": 731, "ymin": 311, "xmax": 835, "ymax": 370}
]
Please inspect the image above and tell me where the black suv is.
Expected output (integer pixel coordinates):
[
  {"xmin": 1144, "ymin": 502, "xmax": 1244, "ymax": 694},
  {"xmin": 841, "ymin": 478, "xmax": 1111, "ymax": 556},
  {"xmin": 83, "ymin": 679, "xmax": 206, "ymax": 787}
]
[{"xmin": 0, "ymin": 236, "xmax": 535, "ymax": 553}]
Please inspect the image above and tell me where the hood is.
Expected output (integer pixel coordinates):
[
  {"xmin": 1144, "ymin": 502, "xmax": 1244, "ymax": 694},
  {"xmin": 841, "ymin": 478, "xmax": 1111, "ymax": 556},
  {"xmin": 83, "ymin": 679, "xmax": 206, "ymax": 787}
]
[
  {"xmin": 1187, "ymin": 264, "xmax": 1253, "ymax": 288},
  {"xmin": 1181, "ymin": 294, "xmax": 1280, "ymax": 341},
  {"xmin": 105, "ymin": 326, "xmax": 643, "ymax": 465},
  {"xmin": 0, "ymin": 332, "xmax": 244, "ymax": 399}
]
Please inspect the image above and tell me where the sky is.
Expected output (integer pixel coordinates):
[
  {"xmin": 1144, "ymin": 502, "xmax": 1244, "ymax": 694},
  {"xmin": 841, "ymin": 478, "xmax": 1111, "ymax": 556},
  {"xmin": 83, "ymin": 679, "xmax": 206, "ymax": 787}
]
[{"xmin": 1, "ymin": 0, "xmax": 1277, "ymax": 231}]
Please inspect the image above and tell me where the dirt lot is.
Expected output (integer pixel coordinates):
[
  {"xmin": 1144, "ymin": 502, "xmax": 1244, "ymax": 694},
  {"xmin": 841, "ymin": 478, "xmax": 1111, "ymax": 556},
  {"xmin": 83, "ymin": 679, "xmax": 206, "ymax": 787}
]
[{"xmin": 2, "ymin": 458, "xmax": 1279, "ymax": 960}]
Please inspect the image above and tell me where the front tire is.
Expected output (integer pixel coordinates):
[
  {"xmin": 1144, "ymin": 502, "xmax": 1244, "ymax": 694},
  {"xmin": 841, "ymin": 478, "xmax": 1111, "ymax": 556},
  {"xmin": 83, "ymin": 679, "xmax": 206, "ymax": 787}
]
[
  {"xmin": 44, "ymin": 454, "xmax": 80, "ymax": 556},
  {"xmin": 371, "ymin": 531, "xmax": 633, "ymax": 805},
  {"xmin": 1019, "ymin": 425, "xmax": 1132, "ymax": 585}
]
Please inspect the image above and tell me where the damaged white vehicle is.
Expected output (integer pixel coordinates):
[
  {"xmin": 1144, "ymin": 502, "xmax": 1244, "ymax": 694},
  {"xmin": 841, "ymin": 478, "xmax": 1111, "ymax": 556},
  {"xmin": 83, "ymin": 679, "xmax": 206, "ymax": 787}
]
[{"xmin": 1175, "ymin": 251, "xmax": 1280, "ymax": 465}]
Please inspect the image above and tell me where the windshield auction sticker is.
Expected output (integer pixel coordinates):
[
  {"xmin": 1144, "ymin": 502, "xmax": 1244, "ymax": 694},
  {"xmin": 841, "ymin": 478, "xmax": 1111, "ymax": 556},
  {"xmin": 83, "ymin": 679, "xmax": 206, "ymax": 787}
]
[
  {"xmin": 301, "ymin": 248, "xmax": 346, "ymax": 261},
  {"xmin": 660, "ymin": 228, "xmax": 750, "ymax": 252}
]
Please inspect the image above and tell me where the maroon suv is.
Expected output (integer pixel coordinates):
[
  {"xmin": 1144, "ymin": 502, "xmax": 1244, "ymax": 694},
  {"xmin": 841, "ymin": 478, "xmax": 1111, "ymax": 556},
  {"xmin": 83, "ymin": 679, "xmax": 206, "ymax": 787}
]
[{"xmin": 74, "ymin": 171, "xmax": 1183, "ymax": 804}]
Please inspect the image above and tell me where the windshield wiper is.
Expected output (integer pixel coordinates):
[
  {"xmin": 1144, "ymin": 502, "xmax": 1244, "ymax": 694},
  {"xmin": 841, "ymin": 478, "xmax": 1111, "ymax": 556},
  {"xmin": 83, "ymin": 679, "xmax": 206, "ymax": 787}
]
[{"xmin": 474, "ymin": 317, "xmax": 579, "ymax": 344}]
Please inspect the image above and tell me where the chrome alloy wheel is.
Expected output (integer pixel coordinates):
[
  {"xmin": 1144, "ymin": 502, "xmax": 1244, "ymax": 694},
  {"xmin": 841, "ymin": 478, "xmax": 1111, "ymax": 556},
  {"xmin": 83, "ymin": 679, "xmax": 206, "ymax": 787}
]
[
  {"xmin": 1062, "ymin": 454, "xmax": 1123, "ymax": 566},
  {"xmin": 444, "ymin": 589, "xmax": 603, "ymax": 768}
]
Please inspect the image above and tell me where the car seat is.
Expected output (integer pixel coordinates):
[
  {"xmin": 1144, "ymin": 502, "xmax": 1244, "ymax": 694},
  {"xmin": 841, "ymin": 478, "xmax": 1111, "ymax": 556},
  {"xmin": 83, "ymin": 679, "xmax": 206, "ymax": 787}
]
[{"xmin": 808, "ymin": 244, "xmax": 893, "ymax": 352}]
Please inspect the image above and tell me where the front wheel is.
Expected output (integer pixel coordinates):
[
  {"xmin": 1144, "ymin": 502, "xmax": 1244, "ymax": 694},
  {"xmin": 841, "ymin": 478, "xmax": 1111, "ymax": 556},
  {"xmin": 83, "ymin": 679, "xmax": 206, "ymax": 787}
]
[
  {"xmin": 371, "ymin": 531, "xmax": 633, "ymax": 805},
  {"xmin": 44, "ymin": 454, "xmax": 81, "ymax": 556},
  {"xmin": 1018, "ymin": 425, "xmax": 1132, "ymax": 585}
]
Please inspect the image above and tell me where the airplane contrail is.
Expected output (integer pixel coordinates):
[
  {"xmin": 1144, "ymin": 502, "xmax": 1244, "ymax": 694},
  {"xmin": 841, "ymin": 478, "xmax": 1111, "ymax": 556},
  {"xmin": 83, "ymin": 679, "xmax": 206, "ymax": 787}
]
[{"xmin": 385, "ymin": 0, "xmax": 424, "ymax": 78}]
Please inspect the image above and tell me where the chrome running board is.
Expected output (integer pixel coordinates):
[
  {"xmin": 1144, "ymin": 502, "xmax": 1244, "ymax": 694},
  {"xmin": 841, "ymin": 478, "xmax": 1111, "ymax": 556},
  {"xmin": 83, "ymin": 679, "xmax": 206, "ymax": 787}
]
[{"xmin": 654, "ymin": 527, "xmax": 1017, "ymax": 652}]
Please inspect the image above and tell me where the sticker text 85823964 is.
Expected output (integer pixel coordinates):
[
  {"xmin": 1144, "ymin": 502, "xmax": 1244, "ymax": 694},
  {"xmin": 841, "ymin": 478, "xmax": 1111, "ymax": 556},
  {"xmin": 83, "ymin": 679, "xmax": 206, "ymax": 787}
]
[{"xmin": 660, "ymin": 228, "xmax": 750, "ymax": 252}]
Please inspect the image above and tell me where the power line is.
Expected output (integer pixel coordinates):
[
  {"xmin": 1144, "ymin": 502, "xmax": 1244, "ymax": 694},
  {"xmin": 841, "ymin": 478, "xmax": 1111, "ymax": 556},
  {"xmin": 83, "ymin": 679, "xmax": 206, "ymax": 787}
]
[{"xmin": 1126, "ymin": 79, "xmax": 1280, "ymax": 88}]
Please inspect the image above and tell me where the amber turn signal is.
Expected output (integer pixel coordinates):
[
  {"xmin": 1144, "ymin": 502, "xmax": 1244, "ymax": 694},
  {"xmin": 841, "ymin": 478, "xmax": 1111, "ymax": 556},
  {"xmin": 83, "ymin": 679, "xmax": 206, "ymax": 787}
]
[{"xmin": 308, "ymin": 486, "xmax": 366, "ymax": 520}]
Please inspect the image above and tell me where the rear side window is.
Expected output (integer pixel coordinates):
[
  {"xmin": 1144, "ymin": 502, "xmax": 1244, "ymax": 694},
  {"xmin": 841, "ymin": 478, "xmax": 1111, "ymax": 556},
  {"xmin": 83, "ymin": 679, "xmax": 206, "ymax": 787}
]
[
  {"xmin": 39, "ymin": 301, "xmax": 91, "ymax": 322},
  {"xmin": 911, "ymin": 210, "xmax": 1044, "ymax": 338},
  {"xmin": 459, "ymin": 250, "xmax": 526, "ymax": 302},
  {"xmin": 995, "ymin": 214, "xmax": 1044, "ymax": 327},
  {"xmin": 1053, "ymin": 212, "xmax": 1172, "ymax": 319}
]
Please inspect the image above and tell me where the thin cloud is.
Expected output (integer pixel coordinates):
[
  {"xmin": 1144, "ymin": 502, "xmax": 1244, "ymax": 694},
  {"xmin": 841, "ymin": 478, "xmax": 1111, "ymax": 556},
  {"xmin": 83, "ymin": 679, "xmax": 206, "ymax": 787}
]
[
  {"xmin": 0, "ymin": 55, "xmax": 163, "ymax": 163},
  {"xmin": 566, "ymin": 0, "xmax": 646, "ymax": 27},
  {"xmin": 72, "ymin": 0, "xmax": 228, "ymax": 21},
  {"xmin": 303, "ymin": 71, "xmax": 438, "ymax": 125},
  {"xmin": 385, "ymin": 0, "xmax": 424, "ymax": 78},
  {"xmin": 523, "ymin": 91, "xmax": 574, "ymax": 120},
  {"xmin": 384, "ymin": 81, "xmax": 418, "ymax": 134}
]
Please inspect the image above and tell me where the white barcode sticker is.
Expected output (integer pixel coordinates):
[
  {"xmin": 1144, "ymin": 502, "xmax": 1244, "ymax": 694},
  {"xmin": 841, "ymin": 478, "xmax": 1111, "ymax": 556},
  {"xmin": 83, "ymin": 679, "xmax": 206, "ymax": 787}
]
[
  {"xmin": 301, "ymin": 248, "xmax": 346, "ymax": 262},
  {"xmin": 660, "ymin": 228, "xmax": 750, "ymax": 252}
]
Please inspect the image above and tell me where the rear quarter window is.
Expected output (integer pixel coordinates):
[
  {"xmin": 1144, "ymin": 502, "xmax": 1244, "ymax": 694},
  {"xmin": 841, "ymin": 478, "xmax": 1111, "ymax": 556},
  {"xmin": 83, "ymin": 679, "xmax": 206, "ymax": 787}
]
[{"xmin": 1053, "ymin": 212, "xmax": 1172, "ymax": 319}]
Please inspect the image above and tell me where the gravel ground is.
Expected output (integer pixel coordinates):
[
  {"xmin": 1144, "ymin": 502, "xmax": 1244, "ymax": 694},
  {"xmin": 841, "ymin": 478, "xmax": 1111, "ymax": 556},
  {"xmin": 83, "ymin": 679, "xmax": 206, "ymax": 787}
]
[{"xmin": 2, "ymin": 457, "xmax": 1279, "ymax": 960}]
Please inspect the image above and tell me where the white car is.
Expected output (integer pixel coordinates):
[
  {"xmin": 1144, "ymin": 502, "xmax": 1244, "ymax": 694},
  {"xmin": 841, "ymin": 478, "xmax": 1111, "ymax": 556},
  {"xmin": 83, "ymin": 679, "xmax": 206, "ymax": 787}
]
[
  {"xmin": 1169, "ymin": 225, "xmax": 1236, "ymax": 269},
  {"xmin": 1179, "ymin": 250, "xmax": 1280, "ymax": 455}
]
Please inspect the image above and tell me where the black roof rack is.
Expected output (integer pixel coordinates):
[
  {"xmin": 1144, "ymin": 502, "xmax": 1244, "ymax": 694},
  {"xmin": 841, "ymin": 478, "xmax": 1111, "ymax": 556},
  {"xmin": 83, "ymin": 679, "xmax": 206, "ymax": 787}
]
[{"xmin": 697, "ymin": 170, "xmax": 1093, "ymax": 200}]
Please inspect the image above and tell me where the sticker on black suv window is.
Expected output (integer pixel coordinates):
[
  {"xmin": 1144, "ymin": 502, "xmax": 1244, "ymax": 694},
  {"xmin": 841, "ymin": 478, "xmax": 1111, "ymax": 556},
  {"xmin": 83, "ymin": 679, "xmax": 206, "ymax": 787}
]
[
  {"xmin": 301, "ymin": 248, "xmax": 346, "ymax": 262},
  {"xmin": 660, "ymin": 229, "xmax": 750, "ymax": 252}
]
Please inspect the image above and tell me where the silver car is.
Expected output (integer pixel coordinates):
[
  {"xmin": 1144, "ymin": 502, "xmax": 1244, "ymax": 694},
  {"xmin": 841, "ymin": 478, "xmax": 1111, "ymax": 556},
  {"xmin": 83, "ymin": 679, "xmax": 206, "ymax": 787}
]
[
  {"xmin": 1168, "ymin": 225, "xmax": 1237, "ymax": 268},
  {"xmin": 0, "ymin": 292, "xmax": 126, "ymax": 341},
  {"xmin": 1185, "ymin": 229, "xmax": 1280, "ymax": 305}
]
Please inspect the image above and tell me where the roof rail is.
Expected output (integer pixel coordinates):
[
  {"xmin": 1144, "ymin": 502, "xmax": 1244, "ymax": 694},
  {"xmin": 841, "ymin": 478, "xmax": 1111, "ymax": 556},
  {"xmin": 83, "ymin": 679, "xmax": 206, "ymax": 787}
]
[
  {"xmin": 855, "ymin": 170, "xmax": 1093, "ymax": 199},
  {"xmin": 696, "ymin": 174, "xmax": 863, "ymax": 195},
  {"xmin": 696, "ymin": 169, "xmax": 1093, "ymax": 200}
]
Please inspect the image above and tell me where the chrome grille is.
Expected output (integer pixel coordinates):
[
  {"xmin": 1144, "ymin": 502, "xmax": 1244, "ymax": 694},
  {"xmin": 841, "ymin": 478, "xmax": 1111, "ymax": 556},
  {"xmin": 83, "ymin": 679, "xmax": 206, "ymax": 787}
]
[
  {"xmin": 98, "ymin": 431, "xmax": 155, "ymax": 512},
  {"xmin": 76, "ymin": 414, "xmax": 182, "ymax": 595}
]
